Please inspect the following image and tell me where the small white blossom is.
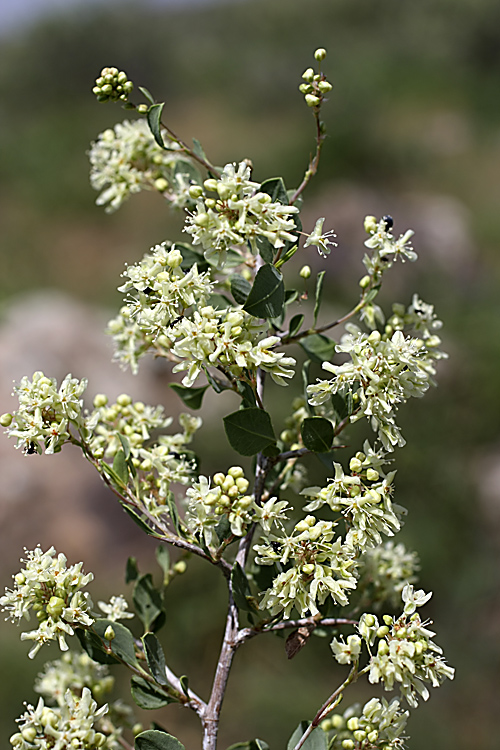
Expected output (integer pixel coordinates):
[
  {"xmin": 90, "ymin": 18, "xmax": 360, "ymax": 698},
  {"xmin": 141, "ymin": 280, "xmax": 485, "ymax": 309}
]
[
  {"xmin": 97, "ymin": 595, "xmax": 134, "ymax": 622},
  {"xmin": 303, "ymin": 217, "xmax": 337, "ymax": 257}
]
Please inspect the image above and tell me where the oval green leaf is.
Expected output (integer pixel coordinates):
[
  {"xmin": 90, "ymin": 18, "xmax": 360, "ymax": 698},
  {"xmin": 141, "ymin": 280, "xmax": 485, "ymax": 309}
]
[
  {"xmin": 243, "ymin": 264, "xmax": 285, "ymax": 320},
  {"xmin": 301, "ymin": 417, "xmax": 334, "ymax": 453},
  {"xmin": 136, "ymin": 730, "xmax": 185, "ymax": 750},
  {"xmin": 223, "ymin": 408, "xmax": 275, "ymax": 456}
]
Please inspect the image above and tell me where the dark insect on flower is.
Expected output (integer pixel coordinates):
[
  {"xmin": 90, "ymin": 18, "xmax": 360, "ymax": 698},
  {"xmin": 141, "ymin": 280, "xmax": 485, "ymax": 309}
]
[
  {"xmin": 24, "ymin": 441, "xmax": 37, "ymax": 455},
  {"xmin": 143, "ymin": 286, "xmax": 154, "ymax": 295},
  {"xmin": 382, "ymin": 215, "xmax": 394, "ymax": 231},
  {"xmin": 270, "ymin": 542, "xmax": 281, "ymax": 553},
  {"xmin": 169, "ymin": 315, "xmax": 184, "ymax": 328}
]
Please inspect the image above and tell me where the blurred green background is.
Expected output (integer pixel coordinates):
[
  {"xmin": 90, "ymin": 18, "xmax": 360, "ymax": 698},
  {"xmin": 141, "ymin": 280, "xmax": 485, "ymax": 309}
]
[{"xmin": 1, "ymin": 0, "xmax": 500, "ymax": 748}]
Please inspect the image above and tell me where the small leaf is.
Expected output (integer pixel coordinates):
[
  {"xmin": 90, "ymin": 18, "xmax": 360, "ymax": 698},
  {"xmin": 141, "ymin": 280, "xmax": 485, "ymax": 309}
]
[
  {"xmin": 142, "ymin": 633, "xmax": 168, "ymax": 686},
  {"xmin": 231, "ymin": 563, "xmax": 257, "ymax": 612},
  {"xmin": 135, "ymin": 730, "xmax": 185, "ymax": 750},
  {"xmin": 365, "ymin": 286, "xmax": 380, "ymax": 304},
  {"xmin": 101, "ymin": 460, "xmax": 127, "ymax": 490},
  {"xmin": 223, "ymin": 408, "xmax": 275, "ymax": 456},
  {"xmin": 126, "ymin": 556, "xmax": 139, "ymax": 584},
  {"xmin": 155, "ymin": 546, "xmax": 170, "ymax": 583},
  {"xmin": 204, "ymin": 367, "xmax": 231, "ymax": 394},
  {"xmin": 299, "ymin": 334, "xmax": 336, "ymax": 363},
  {"xmin": 177, "ymin": 243, "xmax": 210, "ymax": 273},
  {"xmin": 285, "ymin": 289, "xmax": 299, "ymax": 305},
  {"xmin": 131, "ymin": 677, "xmax": 174, "ymax": 710},
  {"xmin": 180, "ymin": 675, "xmax": 190, "ymax": 698},
  {"xmin": 243, "ymin": 264, "xmax": 285, "ymax": 320},
  {"xmin": 133, "ymin": 574, "xmax": 164, "ymax": 633},
  {"xmin": 113, "ymin": 450, "xmax": 129, "ymax": 486},
  {"xmin": 117, "ymin": 433, "xmax": 131, "ymax": 460},
  {"xmin": 287, "ymin": 722, "xmax": 327, "ymax": 750},
  {"xmin": 235, "ymin": 380, "xmax": 257, "ymax": 408},
  {"xmin": 165, "ymin": 492, "xmax": 183, "ymax": 537},
  {"xmin": 169, "ymin": 383, "xmax": 209, "ymax": 410},
  {"xmin": 138, "ymin": 86, "xmax": 155, "ymax": 105},
  {"xmin": 331, "ymin": 393, "xmax": 349, "ymax": 421},
  {"xmin": 120, "ymin": 503, "xmax": 154, "ymax": 536},
  {"xmin": 215, "ymin": 515, "xmax": 231, "ymax": 543},
  {"xmin": 208, "ymin": 293, "xmax": 232, "ymax": 311},
  {"xmin": 147, "ymin": 103, "xmax": 166, "ymax": 148},
  {"xmin": 313, "ymin": 270, "xmax": 326, "ymax": 326},
  {"xmin": 262, "ymin": 443, "xmax": 279, "ymax": 458},
  {"xmin": 288, "ymin": 314, "xmax": 304, "ymax": 338},
  {"xmin": 192, "ymin": 138, "xmax": 209, "ymax": 164},
  {"xmin": 255, "ymin": 235, "xmax": 275, "ymax": 264},
  {"xmin": 301, "ymin": 417, "xmax": 334, "ymax": 453},
  {"xmin": 230, "ymin": 274, "xmax": 252, "ymax": 305},
  {"xmin": 260, "ymin": 176, "xmax": 288, "ymax": 205}
]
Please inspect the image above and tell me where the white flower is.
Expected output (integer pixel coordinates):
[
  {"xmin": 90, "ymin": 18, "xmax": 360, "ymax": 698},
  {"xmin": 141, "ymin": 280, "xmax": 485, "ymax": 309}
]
[
  {"xmin": 97, "ymin": 595, "xmax": 134, "ymax": 622},
  {"xmin": 303, "ymin": 217, "xmax": 337, "ymax": 257}
]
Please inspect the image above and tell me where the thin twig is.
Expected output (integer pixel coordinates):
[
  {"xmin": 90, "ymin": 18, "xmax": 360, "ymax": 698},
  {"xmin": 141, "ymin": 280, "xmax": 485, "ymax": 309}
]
[
  {"xmin": 289, "ymin": 111, "xmax": 325, "ymax": 205},
  {"xmin": 237, "ymin": 617, "xmax": 357, "ymax": 645}
]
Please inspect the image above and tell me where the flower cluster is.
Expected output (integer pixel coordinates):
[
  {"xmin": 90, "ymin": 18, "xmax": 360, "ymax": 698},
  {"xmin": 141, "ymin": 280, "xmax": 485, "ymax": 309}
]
[
  {"xmin": 97, "ymin": 595, "xmax": 134, "ymax": 622},
  {"xmin": 1, "ymin": 371, "xmax": 87, "ymax": 455},
  {"xmin": 255, "ymin": 516, "xmax": 357, "ymax": 618},
  {"xmin": 184, "ymin": 467, "xmax": 255, "ymax": 546},
  {"xmin": 362, "ymin": 216, "xmax": 418, "ymax": 279},
  {"xmin": 10, "ymin": 688, "xmax": 109, "ymax": 750},
  {"xmin": 184, "ymin": 161, "xmax": 299, "ymax": 266},
  {"xmin": 170, "ymin": 306, "xmax": 296, "ymax": 387},
  {"xmin": 298, "ymin": 48, "xmax": 333, "ymax": 109},
  {"xmin": 35, "ymin": 653, "xmax": 114, "ymax": 707},
  {"xmin": 307, "ymin": 328, "xmax": 438, "ymax": 450},
  {"xmin": 357, "ymin": 541, "xmax": 420, "ymax": 610},
  {"xmin": 87, "ymin": 394, "xmax": 200, "ymax": 514},
  {"xmin": 89, "ymin": 120, "xmax": 199, "ymax": 212},
  {"xmin": 354, "ymin": 585, "xmax": 455, "ymax": 708},
  {"xmin": 92, "ymin": 66, "xmax": 133, "ymax": 103},
  {"xmin": 0, "ymin": 547, "xmax": 94, "ymax": 659},
  {"xmin": 321, "ymin": 697, "xmax": 409, "ymax": 750}
]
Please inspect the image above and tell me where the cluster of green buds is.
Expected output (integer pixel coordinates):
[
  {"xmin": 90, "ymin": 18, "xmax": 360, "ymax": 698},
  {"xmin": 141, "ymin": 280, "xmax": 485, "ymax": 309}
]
[
  {"xmin": 320, "ymin": 697, "xmax": 409, "ymax": 750},
  {"xmin": 299, "ymin": 48, "xmax": 333, "ymax": 108},
  {"xmin": 279, "ymin": 397, "xmax": 308, "ymax": 448},
  {"xmin": 93, "ymin": 67, "xmax": 133, "ymax": 103},
  {"xmin": 212, "ymin": 466, "xmax": 252, "ymax": 519}
]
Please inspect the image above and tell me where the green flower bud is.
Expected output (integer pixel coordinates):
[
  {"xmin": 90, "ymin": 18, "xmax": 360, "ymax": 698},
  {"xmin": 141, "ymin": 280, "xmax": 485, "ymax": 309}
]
[
  {"xmin": 349, "ymin": 457, "xmax": 363, "ymax": 473},
  {"xmin": 0, "ymin": 413, "xmax": 13, "ymax": 427},
  {"xmin": 305, "ymin": 94, "xmax": 321, "ymax": 107},
  {"xmin": 341, "ymin": 741, "xmax": 354, "ymax": 750},
  {"xmin": 364, "ymin": 215, "xmax": 378, "ymax": 233},
  {"xmin": 314, "ymin": 48, "xmax": 327, "ymax": 61},
  {"xmin": 367, "ymin": 730, "xmax": 379, "ymax": 743},
  {"xmin": 205, "ymin": 198, "xmax": 216, "ymax": 209},
  {"xmin": 235, "ymin": 477, "xmax": 249, "ymax": 493},
  {"xmin": 299, "ymin": 264, "xmax": 311, "ymax": 279},
  {"xmin": 203, "ymin": 178, "xmax": 218, "ymax": 192},
  {"xmin": 366, "ymin": 468, "xmax": 379, "ymax": 481},
  {"xmin": 93, "ymin": 394, "xmax": 108, "ymax": 408},
  {"xmin": 239, "ymin": 495, "xmax": 253, "ymax": 509},
  {"xmin": 302, "ymin": 67, "xmax": 315, "ymax": 82},
  {"xmin": 166, "ymin": 248, "xmax": 183, "ymax": 268},
  {"xmin": 154, "ymin": 178, "xmax": 169, "ymax": 192},
  {"xmin": 376, "ymin": 625, "xmax": 390, "ymax": 638},
  {"xmin": 299, "ymin": 83, "xmax": 312, "ymax": 94},
  {"xmin": 378, "ymin": 640, "xmax": 389, "ymax": 656},
  {"xmin": 21, "ymin": 726, "xmax": 38, "ymax": 743},
  {"xmin": 46, "ymin": 596, "xmax": 65, "ymax": 618},
  {"xmin": 104, "ymin": 625, "xmax": 116, "ymax": 641},
  {"xmin": 117, "ymin": 393, "xmax": 132, "ymax": 406},
  {"xmin": 364, "ymin": 613, "xmax": 376, "ymax": 627},
  {"xmin": 14, "ymin": 572, "xmax": 26, "ymax": 585},
  {"xmin": 359, "ymin": 275, "xmax": 371, "ymax": 288},
  {"xmin": 227, "ymin": 485, "xmax": 239, "ymax": 498},
  {"xmin": 173, "ymin": 560, "xmax": 187, "ymax": 574},
  {"xmin": 194, "ymin": 213, "xmax": 210, "ymax": 227},
  {"xmin": 331, "ymin": 714, "xmax": 344, "ymax": 729},
  {"xmin": 228, "ymin": 465, "xmax": 244, "ymax": 479},
  {"xmin": 302, "ymin": 563, "xmax": 315, "ymax": 576},
  {"xmin": 318, "ymin": 80, "xmax": 333, "ymax": 93},
  {"xmin": 320, "ymin": 719, "xmax": 332, "ymax": 732},
  {"xmin": 383, "ymin": 614, "xmax": 393, "ymax": 626},
  {"xmin": 353, "ymin": 730, "xmax": 366, "ymax": 742},
  {"xmin": 133, "ymin": 724, "xmax": 144, "ymax": 736},
  {"xmin": 95, "ymin": 733, "xmax": 107, "ymax": 747},
  {"xmin": 189, "ymin": 185, "xmax": 204, "ymax": 199},
  {"xmin": 347, "ymin": 717, "xmax": 359, "ymax": 731}
]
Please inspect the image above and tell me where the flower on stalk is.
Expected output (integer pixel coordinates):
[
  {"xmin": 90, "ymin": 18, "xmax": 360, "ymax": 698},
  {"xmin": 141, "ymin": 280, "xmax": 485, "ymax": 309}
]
[
  {"xmin": 322, "ymin": 696, "xmax": 409, "ymax": 749},
  {"xmin": 303, "ymin": 217, "xmax": 338, "ymax": 257},
  {"xmin": 97, "ymin": 595, "xmax": 134, "ymax": 622},
  {"xmin": 357, "ymin": 541, "xmax": 420, "ymax": 609},
  {"xmin": 0, "ymin": 547, "xmax": 94, "ymax": 659},
  {"xmin": 184, "ymin": 161, "xmax": 299, "ymax": 266},
  {"xmin": 35, "ymin": 653, "xmax": 114, "ymax": 707}
]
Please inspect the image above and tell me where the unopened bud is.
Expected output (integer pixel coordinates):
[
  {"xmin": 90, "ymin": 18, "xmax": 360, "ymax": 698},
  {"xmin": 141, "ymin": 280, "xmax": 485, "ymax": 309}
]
[
  {"xmin": 305, "ymin": 94, "xmax": 321, "ymax": 107},
  {"xmin": 0, "ymin": 413, "xmax": 13, "ymax": 427},
  {"xmin": 359, "ymin": 275, "xmax": 371, "ymax": 288},
  {"xmin": 314, "ymin": 48, "xmax": 327, "ymax": 61},
  {"xmin": 154, "ymin": 178, "xmax": 168, "ymax": 192},
  {"xmin": 364, "ymin": 215, "xmax": 378, "ymax": 234},
  {"xmin": 173, "ymin": 560, "xmax": 187, "ymax": 574},
  {"xmin": 104, "ymin": 625, "xmax": 116, "ymax": 641},
  {"xmin": 300, "ymin": 265, "xmax": 311, "ymax": 279},
  {"xmin": 137, "ymin": 104, "xmax": 149, "ymax": 114}
]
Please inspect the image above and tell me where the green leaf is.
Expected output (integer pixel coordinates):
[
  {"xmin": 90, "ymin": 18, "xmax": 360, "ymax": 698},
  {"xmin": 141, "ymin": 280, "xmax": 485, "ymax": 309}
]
[
  {"xmin": 169, "ymin": 383, "xmax": 209, "ymax": 410},
  {"xmin": 260, "ymin": 176, "xmax": 288, "ymax": 205},
  {"xmin": 208, "ymin": 293, "xmax": 232, "ymax": 311},
  {"xmin": 215, "ymin": 515, "xmax": 231, "ymax": 543},
  {"xmin": 255, "ymin": 235, "xmax": 275, "ymax": 264},
  {"xmin": 285, "ymin": 289, "xmax": 299, "ymax": 305},
  {"xmin": 117, "ymin": 433, "xmax": 131, "ymax": 460},
  {"xmin": 165, "ymin": 492, "xmax": 183, "ymax": 537},
  {"xmin": 147, "ymin": 103, "xmax": 166, "ymax": 148},
  {"xmin": 301, "ymin": 417, "xmax": 334, "ymax": 453},
  {"xmin": 126, "ymin": 556, "xmax": 139, "ymax": 584},
  {"xmin": 235, "ymin": 380, "xmax": 257, "ymax": 408},
  {"xmin": 262, "ymin": 443, "xmax": 280, "ymax": 458},
  {"xmin": 331, "ymin": 393, "xmax": 349, "ymax": 421},
  {"xmin": 101, "ymin": 460, "xmax": 128, "ymax": 490},
  {"xmin": 142, "ymin": 633, "xmax": 168, "ymax": 686},
  {"xmin": 313, "ymin": 270, "xmax": 326, "ymax": 327},
  {"xmin": 223, "ymin": 408, "xmax": 275, "ymax": 456},
  {"xmin": 243, "ymin": 264, "xmax": 285, "ymax": 320},
  {"xmin": 155, "ymin": 546, "xmax": 170, "ymax": 583},
  {"xmin": 138, "ymin": 86, "xmax": 155, "ymax": 105},
  {"xmin": 120, "ymin": 503, "xmax": 154, "ymax": 536},
  {"xmin": 288, "ymin": 314, "xmax": 304, "ymax": 338},
  {"xmin": 299, "ymin": 334, "xmax": 336, "ymax": 363},
  {"xmin": 179, "ymin": 675, "xmax": 190, "ymax": 698},
  {"xmin": 113, "ymin": 450, "xmax": 129, "ymax": 486},
  {"xmin": 231, "ymin": 563, "xmax": 257, "ymax": 612},
  {"xmin": 192, "ymin": 138, "xmax": 209, "ymax": 164},
  {"xmin": 133, "ymin": 574, "xmax": 164, "ymax": 633},
  {"xmin": 287, "ymin": 722, "xmax": 327, "ymax": 750},
  {"xmin": 204, "ymin": 367, "xmax": 231, "ymax": 394},
  {"xmin": 76, "ymin": 627, "xmax": 119, "ymax": 665},
  {"xmin": 227, "ymin": 742, "xmax": 269, "ymax": 750},
  {"xmin": 136, "ymin": 730, "xmax": 185, "ymax": 750},
  {"xmin": 131, "ymin": 676, "xmax": 174, "ymax": 710},
  {"xmin": 365, "ymin": 286, "xmax": 380, "ymax": 304},
  {"xmin": 93, "ymin": 619, "xmax": 139, "ymax": 667},
  {"xmin": 230, "ymin": 274, "xmax": 252, "ymax": 305}
]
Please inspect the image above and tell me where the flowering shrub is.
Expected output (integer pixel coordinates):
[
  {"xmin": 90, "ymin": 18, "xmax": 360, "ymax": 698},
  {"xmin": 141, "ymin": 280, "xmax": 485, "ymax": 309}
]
[{"xmin": 1, "ymin": 50, "xmax": 453, "ymax": 750}]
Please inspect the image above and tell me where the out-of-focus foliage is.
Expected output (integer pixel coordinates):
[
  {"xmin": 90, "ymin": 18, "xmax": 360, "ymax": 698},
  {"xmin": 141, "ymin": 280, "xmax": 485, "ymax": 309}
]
[{"xmin": 1, "ymin": 1, "xmax": 500, "ymax": 749}]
